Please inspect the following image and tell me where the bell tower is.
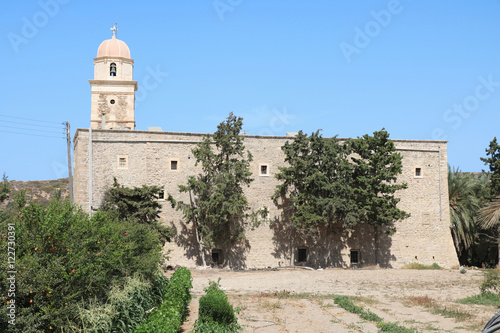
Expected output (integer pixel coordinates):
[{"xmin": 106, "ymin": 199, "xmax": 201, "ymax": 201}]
[{"xmin": 89, "ymin": 24, "xmax": 137, "ymax": 129}]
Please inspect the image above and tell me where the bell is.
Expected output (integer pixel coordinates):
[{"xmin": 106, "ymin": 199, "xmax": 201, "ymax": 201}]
[{"xmin": 110, "ymin": 64, "xmax": 117, "ymax": 76}]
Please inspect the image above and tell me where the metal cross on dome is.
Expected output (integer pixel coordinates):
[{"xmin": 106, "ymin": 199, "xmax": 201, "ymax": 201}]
[{"xmin": 110, "ymin": 22, "xmax": 118, "ymax": 38}]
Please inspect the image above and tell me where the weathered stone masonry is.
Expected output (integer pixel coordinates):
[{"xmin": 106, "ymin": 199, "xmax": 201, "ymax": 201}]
[{"xmin": 73, "ymin": 128, "xmax": 459, "ymax": 269}]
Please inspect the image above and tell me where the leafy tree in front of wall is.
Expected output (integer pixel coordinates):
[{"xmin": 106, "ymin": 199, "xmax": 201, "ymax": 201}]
[
  {"xmin": 101, "ymin": 178, "xmax": 172, "ymax": 244},
  {"xmin": 272, "ymin": 130, "xmax": 358, "ymax": 233},
  {"xmin": 273, "ymin": 129, "xmax": 409, "ymax": 264},
  {"xmin": 349, "ymin": 129, "xmax": 410, "ymax": 232},
  {"xmin": 168, "ymin": 113, "xmax": 264, "ymax": 267},
  {"xmin": 349, "ymin": 129, "xmax": 410, "ymax": 264}
]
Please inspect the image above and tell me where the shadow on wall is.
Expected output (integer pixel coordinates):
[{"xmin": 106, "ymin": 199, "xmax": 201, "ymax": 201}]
[
  {"xmin": 270, "ymin": 215, "xmax": 396, "ymax": 269},
  {"xmin": 170, "ymin": 220, "xmax": 250, "ymax": 269}
]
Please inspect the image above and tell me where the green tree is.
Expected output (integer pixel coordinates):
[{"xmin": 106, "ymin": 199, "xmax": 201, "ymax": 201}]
[
  {"xmin": 272, "ymin": 130, "xmax": 358, "ymax": 233},
  {"xmin": 168, "ymin": 113, "xmax": 260, "ymax": 267},
  {"xmin": 273, "ymin": 129, "xmax": 409, "ymax": 234},
  {"xmin": 350, "ymin": 129, "xmax": 410, "ymax": 231},
  {"xmin": 101, "ymin": 178, "xmax": 172, "ymax": 244},
  {"xmin": 448, "ymin": 166, "xmax": 488, "ymax": 255},
  {"xmin": 0, "ymin": 195, "xmax": 163, "ymax": 332}
]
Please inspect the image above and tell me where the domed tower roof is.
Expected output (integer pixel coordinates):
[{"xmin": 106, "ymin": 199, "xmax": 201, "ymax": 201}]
[{"xmin": 96, "ymin": 24, "xmax": 130, "ymax": 58}]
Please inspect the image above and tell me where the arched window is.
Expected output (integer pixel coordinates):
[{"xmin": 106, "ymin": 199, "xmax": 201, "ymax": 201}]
[{"xmin": 110, "ymin": 63, "xmax": 117, "ymax": 76}]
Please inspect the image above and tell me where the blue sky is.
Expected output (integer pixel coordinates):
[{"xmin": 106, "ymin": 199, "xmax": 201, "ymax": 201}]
[{"xmin": 1, "ymin": 1, "xmax": 499, "ymax": 181}]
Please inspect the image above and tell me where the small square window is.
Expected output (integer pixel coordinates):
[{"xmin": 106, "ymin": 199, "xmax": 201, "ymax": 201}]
[
  {"xmin": 169, "ymin": 159, "xmax": 179, "ymax": 171},
  {"xmin": 297, "ymin": 248, "xmax": 307, "ymax": 263},
  {"xmin": 415, "ymin": 167, "xmax": 422, "ymax": 177},
  {"xmin": 259, "ymin": 164, "xmax": 270, "ymax": 177},
  {"xmin": 117, "ymin": 155, "xmax": 128, "ymax": 169}
]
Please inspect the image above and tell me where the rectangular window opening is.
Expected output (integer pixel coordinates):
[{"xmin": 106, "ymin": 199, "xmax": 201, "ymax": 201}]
[
  {"xmin": 415, "ymin": 167, "xmax": 422, "ymax": 177},
  {"xmin": 350, "ymin": 250, "xmax": 360, "ymax": 266},
  {"xmin": 211, "ymin": 249, "xmax": 222, "ymax": 265},
  {"xmin": 171, "ymin": 160, "xmax": 178, "ymax": 170},
  {"xmin": 118, "ymin": 156, "xmax": 128, "ymax": 169},
  {"xmin": 261, "ymin": 165, "xmax": 268, "ymax": 175},
  {"xmin": 297, "ymin": 248, "xmax": 308, "ymax": 263}
]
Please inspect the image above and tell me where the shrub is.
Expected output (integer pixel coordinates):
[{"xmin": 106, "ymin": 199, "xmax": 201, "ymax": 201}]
[
  {"xmin": 79, "ymin": 273, "xmax": 169, "ymax": 332},
  {"xmin": 133, "ymin": 267, "xmax": 192, "ymax": 333},
  {"xmin": 195, "ymin": 279, "xmax": 240, "ymax": 332},
  {"xmin": 0, "ymin": 195, "xmax": 164, "ymax": 332},
  {"xmin": 481, "ymin": 270, "xmax": 500, "ymax": 294},
  {"xmin": 198, "ymin": 280, "xmax": 237, "ymax": 326}
]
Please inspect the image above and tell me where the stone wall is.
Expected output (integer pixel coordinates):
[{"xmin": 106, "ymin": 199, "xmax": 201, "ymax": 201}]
[{"xmin": 73, "ymin": 129, "xmax": 459, "ymax": 269}]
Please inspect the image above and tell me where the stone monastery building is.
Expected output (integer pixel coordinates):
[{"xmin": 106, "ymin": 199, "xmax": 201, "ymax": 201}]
[{"xmin": 73, "ymin": 28, "xmax": 459, "ymax": 269}]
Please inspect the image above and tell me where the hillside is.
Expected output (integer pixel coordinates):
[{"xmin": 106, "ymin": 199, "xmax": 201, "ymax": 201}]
[{"xmin": 1, "ymin": 178, "xmax": 69, "ymax": 209}]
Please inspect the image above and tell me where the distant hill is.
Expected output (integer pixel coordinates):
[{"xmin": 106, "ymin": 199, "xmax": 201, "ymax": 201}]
[{"xmin": 1, "ymin": 178, "xmax": 69, "ymax": 209}]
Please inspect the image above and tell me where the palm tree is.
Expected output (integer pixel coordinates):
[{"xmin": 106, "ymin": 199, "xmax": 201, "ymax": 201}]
[
  {"xmin": 448, "ymin": 166, "xmax": 488, "ymax": 256},
  {"xmin": 479, "ymin": 197, "xmax": 500, "ymax": 229}
]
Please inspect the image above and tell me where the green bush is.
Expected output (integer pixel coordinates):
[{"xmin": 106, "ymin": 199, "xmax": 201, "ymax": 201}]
[
  {"xmin": 198, "ymin": 280, "xmax": 237, "ymax": 326},
  {"xmin": 0, "ymin": 195, "xmax": 164, "ymax": 332},
  {"xmin": 133, "ymin": 267, "xmax": 192, "ymax": 333},
  {"xmin": 79, "ymin": 272, "xmax": 169, "ymax": 332},
  {"xmin": 195, "ymin": 279, "xmax": 240, "ymax": 332}
]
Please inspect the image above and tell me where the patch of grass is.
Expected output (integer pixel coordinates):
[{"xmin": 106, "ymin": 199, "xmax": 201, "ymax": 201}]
[
  {"xmin": 459, "ymin": 292, "xmax": 500, "ymax": 306},
  {"xmin": 432, "ymin": 307, "xmax": 472, "ymax": 322},
  {"xmin": 405, "ymin": 296, "xmax": 475, "ymax": 325},
  {"xmin": 334, "ymin": 296, "xmax": 419, "ymax": 332},
  {"xmin": 351, "ymin": 295, "xmax": 378, "ymax": 305},
  {"xmin": 377, "ymin": 322, "xmax": 419, "ymax": 332},
  {"xmin": 406, "ymin": 296, "xmax": 436, "ymax": 307},
  {"xmin": 402, "ymin": 263, "xmax": 441, "ymax": 270}
]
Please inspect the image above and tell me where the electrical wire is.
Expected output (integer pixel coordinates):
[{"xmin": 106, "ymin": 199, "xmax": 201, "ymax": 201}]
[
  {"xmin": 0, "ymin": 119, "xmax": 63, "ymax": 129},
  {"xmin": 0, "ymin": 114, "xmax": 62, "ymax": 125},
  {"xmin": 0, "ymin": 125, "xmax": 64, "ymax": 134},
  {"xmin": 0, "ymin": 129, "xmax": 64, "ymax": 139}
]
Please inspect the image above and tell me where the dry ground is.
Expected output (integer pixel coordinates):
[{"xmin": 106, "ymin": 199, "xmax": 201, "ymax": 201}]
[{"xmin": 180, "ymin": 267, "xmax": 496, "ymax": 333}]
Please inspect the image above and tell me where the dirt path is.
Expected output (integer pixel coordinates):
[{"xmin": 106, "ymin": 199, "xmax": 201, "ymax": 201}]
[{"xmin": 181, "ymin": 268, "xmax": 493, "ymax": 332}]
